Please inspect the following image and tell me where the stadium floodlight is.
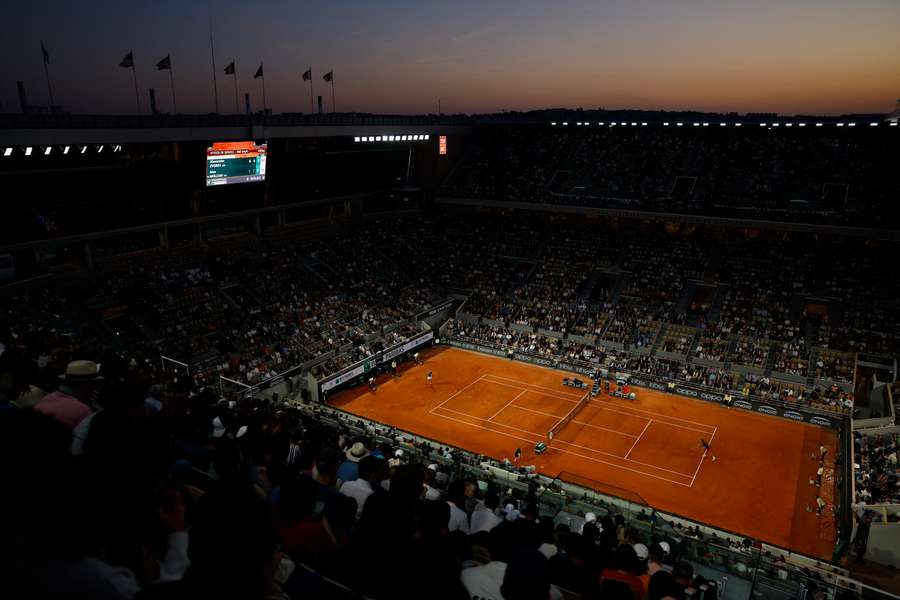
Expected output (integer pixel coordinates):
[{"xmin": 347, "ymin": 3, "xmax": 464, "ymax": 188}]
[
  {"xmin": 3, "ymin": 148, "xmax": 12, "ymax": 157},
  {"xmin": 630, "ymin": 122, "xmax": 637, "ymax": 126},
  {"xmin": 734, "ymin": 123, "xmax": 742, "ymax": 127},
  {"xmin": 562, "ymin": 122, "xmax": 568, "ymax": 126},
  {"xmin": 641, "ymin": 122, "xmax": 647, "ymax": 126},
  {"xmin": 719, "ymin": 122, "xmax": 726, "ymax": 127},
  {"xmin": 785, "ymin": 123, "xmax": 793, "ymax": 127},
  {"xmin": 759, "ymin": 123, "xmax": 766, "ymax": 127},
  {"xmin": 63, "ymin": 145, "xmax": 70, "ymax": 154},
  {"xmin": 621, "ymin": 122, "xmax": 627, "ymax": 126},
  {"xmin": 798, "ymin": 123, "xmax": 806, "ymax": 127},
  {"xmin": 25, "ymin": 146, "xmax": 33, "ymax": 156},
  {"xmin": 598, "ymin": 122, "xmax": 605, "ymax": 125},
  {"xmin": 836, "ymin": 123, "xmax": 844, "ymax": 127},
  {"xmin": 551, "ymin": 122, "xmax": 557, "ymax": 126},
  {"xmin": 97, "ymin": 145, "xmax": 104, "ymax": 152},
  {"xmin": 692, "ymin": 122, "xmax": 699, "ymax": 127},
  {"xmin": 848, "ymin": 122, "xmax": 856, "ymax": 127},
  {"xmin": 869, "ymin": 122, "xmax": 878, "ymax": 127},
  {"xmin": 113, "ymin": 145, "xmax": 121, "ymax": 152},
  {"xmin": 891, "ymin": 122, "xmax": 898, "ymax": 126},
  {"xmin": 676, "ymin": 122, "xmax": 683, "ymax": 126},
  {"xmin": 772, "ymin": 123, "xmax": 779, "ymax": 127},
  {"xmin": 354, "ymin": 137, "xmax": 360, "ymax": 142},
  {"xmin": 815, "ymin": 123, "xmax": 823, "ymax": 127},
  {"xmin": 44, "ymin": 146, "xmax": 52, "ymax": 155},
  {"xmin": 702, "ymin": 122, "xmax": 709, "ymax": 127},
  {"xmin": 80, "ymin": 145, "xmax": 88, "ymax": 153},
  {"xmin": 424, "ymin": 134, "xmax": 430, "ymax": 140},
  {"xmin": 662, "ymin": 122, "xmax": 669, "ymax": 126}
]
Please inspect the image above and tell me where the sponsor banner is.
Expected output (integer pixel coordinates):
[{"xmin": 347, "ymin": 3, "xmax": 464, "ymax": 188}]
[
  {"xmin": 700, "ymin": 392, "xmax": 724, "ymax": 403},
  {"xmin": 809, "ymin": 416, "xmax": 833, "ymax": 427},
  {"xmin": 321, "ymin": 362, "xmax": 368, "ymax": 392},
  {"xmin": 416, "ymin": 300, "xmax": 454, "ymax": 321},
  {"xmin": 516, "ymin": 353, "xmax": 555, "ymax": 368},
  {"xmin": 784, "ymin": 410, "xmax": 805, "ymax": 421},
  {"xmin": 675, "ymin": 387, "xmax": 699, "ymax": 398},
  {"xmin": 382, "ymin": 331, "xmax": 434, "ymax": 364},
  {"xmin": 757, "ymin": 405, "xmax": 778, "ymax": 416},
  {"xmin": 733, "ymin": 400, "xmax": 754, "ymax": 410}
]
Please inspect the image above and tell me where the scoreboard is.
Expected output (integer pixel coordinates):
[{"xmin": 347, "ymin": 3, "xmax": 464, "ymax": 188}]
[{"xmin": 206, "ymin": 141, "xmax": 267, "ymax": 186}]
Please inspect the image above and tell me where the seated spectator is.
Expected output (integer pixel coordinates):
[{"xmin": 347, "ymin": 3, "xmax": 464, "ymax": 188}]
[
  {"xmin": 336, "ymin": 441, "xmax": 368, "ymax": 486},
  {"xmin": 35, "ymin": 360, "xmax": 99, "ymax": 428},
  {"xmin": 340, "ymin": 455, "xmax": 382, "ymax": 518}
]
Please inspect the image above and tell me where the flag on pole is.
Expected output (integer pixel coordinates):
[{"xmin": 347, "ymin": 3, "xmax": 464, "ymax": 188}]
[
  {"xmin": 224, "ymin": 61, "xmax": 235, "ymax": 75},
  {"xmin": 156, "ymin": 55, "xmax": 171, "ymax": 70},
  {"xmin": 41, "ymin": 41, "xmax": 50, "ymax": 64},
  {"xmin": 254, "ymin": 64, "xmax": 264, "ymax": 79},
  {"xmin": 302, "ymin": 68, "xmax": 312, "ymax": 81},
  {"xmin": 120, "ymin": 51, "xmax": 134, "ymax": 68},
  {"xmin": 323, "ymin": 70, "xmax": 333, "ymax": 82}
]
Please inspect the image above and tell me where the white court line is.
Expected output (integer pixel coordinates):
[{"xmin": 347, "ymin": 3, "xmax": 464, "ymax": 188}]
[
  {"xmin": 587, "ymin": 401, "xmax": 716, "ymax": 435},
  {"xmin": 504, "ymin": 404, "xmax": 640, "ymax": 439},
  {"xmin": 484, "ymin": 372, "xmax": 717, "ymax": 435},
  {"xmin": 689, "ymin": 427, "xmax": 717, "ymax": 487},
  {"xmin": 435, "ymin": 404, "xmax": 694, "ymax": 479},
  {"xmin": 481, "ymin": 376, "xmax": 585, "ymax": 403},
  {"xmin": 431, "ymin": 374, "xmax": 485, "ymax": 413},
  {"xmin": 624, "ymin": 419, "xmax": 652, "ymax": 459},
  {"xmin": 429, "ymin": 409, "xmax": 691, "ymax": 487},
  {"xmin": 487, "ymin": 389, "xmax": 529, "ymax": 422},
  {"xmin": 483, "ymin": 373, "xmax": 585, "ymax": 398},
  {"xmin": 435, "ymin": 405, "xmax": 549, "ymax": 439}
]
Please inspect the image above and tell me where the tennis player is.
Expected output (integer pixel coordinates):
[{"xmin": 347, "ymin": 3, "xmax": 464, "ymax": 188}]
[
  {"xmin": 427, "ymin": 370, "xmax": 433, "ymax": 385},
  {"xmin": 700, "ymin": 438, "xmax": 717, "ymax": 462}
]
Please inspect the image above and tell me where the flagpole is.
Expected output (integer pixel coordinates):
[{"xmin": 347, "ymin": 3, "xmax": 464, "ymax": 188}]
[
  {"xmin": 232, "ymin": 64, "xmax": 239, "ymax": 113},
  {"xmin": 168, "ymin": 58, "xmax": 177, "ymax": 113},
  {"xmin": 41, "ymin": 42, "xmax": 55, "ymax": 112},
  {"xmin": 308, "ymin": 67, "xmax": 314, "ymax": 115},
  {"xmin": 330, "ymin": 69, "xmax": 335, "ymax": 113},
  {"xmin": 261, "ymin": 74, "xmax": 267, "ymax": 113},
  {"xmin": 209, "ymin": 18, "xmax": 219, "ymax": 113},
  {"xmin": 131, "ymin": 60, "xmax": 142, "ymax": 114}
]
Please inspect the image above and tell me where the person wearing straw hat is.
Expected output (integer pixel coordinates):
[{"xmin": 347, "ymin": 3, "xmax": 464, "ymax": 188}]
[
  {"xmin": 336, "ymin": 441, "xmax": 369, "ymax": 487},
  {"xmin": 35, "ymin": 360, "xmax": 101, "ymax": 428}
]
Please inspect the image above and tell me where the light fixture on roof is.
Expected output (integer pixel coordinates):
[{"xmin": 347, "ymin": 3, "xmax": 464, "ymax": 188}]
[
  {"xmin": 836, "ymin": 123, "xmax": 844, "ymax": 127},
  {"xmin": 551, "ymin": 122, "xmax": 557, "ymax": 126},
  {"xmin": 815, "ymin": 123, "xmax": 823, "ymax": 127},
  {"xmin": 798, "ymin": 123, "xmax": 806, "ymax": 127},
  {"xmin": 80, "ymin": 145, "xmax": 88, "ymax": 153},
  {"xmin": 702, "ymin": 122, "xmax": 709, "ymax": 127},
  {"xmin": 2, "ymin": 147, "xmax": 12, "ymax": 157},
  {"xmin": 662, "ymin": 122, "xmax": 669, "ymax": 126},
  {"xmin": 735, "ymin": 123, "xmax": 742, "ymax": 127},
  {"xmin": 848, "ymin": 122, "xmax": 856, "ymax": 127},
  {"xmin": 63, "ymin": 145, "xmax": 70, "ymax": 154},
  {"xmin": 719, "ymin": 122, "xmax": 726, "ymax": 127},
  {"xmin": 113, "ymin": 144, "xmax": 122, "ymax": 152},
  {"xmin": 891, "ymin": 122, "xmax": 898, "ymax": 126},
  {"xmin": 641, "ymin": 122, "xmax": 647, "ymax": 126},
  {"xmin": 869, "ymin": 122, "xmax": 878, "ymax": 127},
  {"xmin": 25, "ymin": 146, "xmax": 33, "ymax": 156},
  {"xmin": 598, "ymin": 121, "xmax": 605, "ymax": 125},
  {"xmin": 44, "ymin": 146, "xmax": 52, "ymax": 155},
  {"xmin": 562, "ymin": 122, "xmax": 568, "ymax": 126},
  {"xmin": 676, "ymin": 122, "xmax": 683, "ymax": 126},
  {"xmin": 97, "ymin": 145, "xmax": 104, "ymax": 152},
  {"xmin": 424, "ymin": 134, "xmax": 430, "ymax": 140}
]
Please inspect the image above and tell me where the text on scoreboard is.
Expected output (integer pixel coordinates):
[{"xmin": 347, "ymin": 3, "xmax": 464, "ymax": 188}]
[{"xmin": 206, "ymin": 141, "xmax": 267, "ymax": 186}]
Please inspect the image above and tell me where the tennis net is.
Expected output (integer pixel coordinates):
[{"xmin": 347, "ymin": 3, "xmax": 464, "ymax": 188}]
[{"xmin": 548, "ymin": 391, "xmax": 591, "ymax": 440}]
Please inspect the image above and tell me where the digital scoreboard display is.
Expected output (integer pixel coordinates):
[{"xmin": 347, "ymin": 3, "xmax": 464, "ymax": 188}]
[{"xmin": 206, "ymin": 141, "xmax": 267, "ymax": 186}]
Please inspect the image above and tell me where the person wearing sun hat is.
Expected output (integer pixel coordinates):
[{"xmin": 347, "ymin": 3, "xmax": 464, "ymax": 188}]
[
  {"xmin": 336, "ymin": 441, "xmax": 368, "ymax": 487},
  {"xmin": 35, "ymin": 360, "xmax": 101, "ymax": 428}
]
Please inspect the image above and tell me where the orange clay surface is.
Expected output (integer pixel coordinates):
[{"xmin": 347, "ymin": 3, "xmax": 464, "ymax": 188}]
[{"xmin": 329, "ymin": 346, "xmax": 837, "ymax": 559}]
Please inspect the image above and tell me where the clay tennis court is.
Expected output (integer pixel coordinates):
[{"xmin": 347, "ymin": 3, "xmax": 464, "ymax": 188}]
[{"xmin": 328, "ymin": 346, "xmax": 837, "ymax": 559}]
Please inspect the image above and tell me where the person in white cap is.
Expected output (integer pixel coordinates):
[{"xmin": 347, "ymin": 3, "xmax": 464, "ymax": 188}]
[{"xmin": 579, "ymin": 511, "xmax": 597, "ymax": 534}]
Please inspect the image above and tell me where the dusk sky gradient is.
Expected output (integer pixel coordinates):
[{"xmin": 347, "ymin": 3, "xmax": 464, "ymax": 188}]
[{"xmin": 2, "ymin": 0, "xmax": 899, "ymax": 116}]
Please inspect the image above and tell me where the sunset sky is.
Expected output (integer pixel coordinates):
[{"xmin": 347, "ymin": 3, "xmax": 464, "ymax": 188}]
[{"xmin": 2, "ymin": 0, "xmax": 899, "ymax": 116}]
